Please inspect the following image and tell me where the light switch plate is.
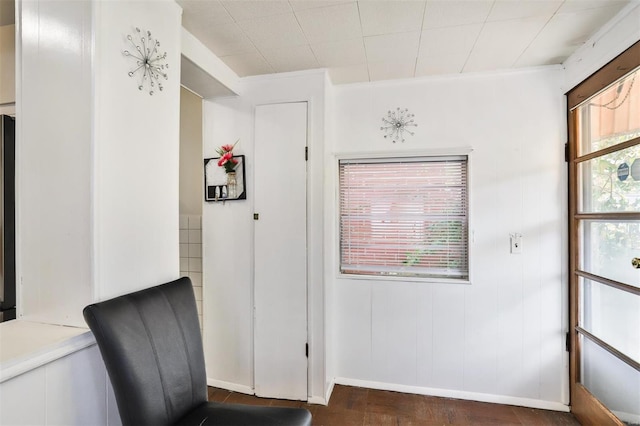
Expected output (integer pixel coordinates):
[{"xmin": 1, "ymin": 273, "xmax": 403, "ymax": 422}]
[{"xmin": 510, "ymin": 233, "xmax": 522, "ymax": 254}]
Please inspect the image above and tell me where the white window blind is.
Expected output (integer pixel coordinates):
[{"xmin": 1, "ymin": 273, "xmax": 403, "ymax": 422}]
[{"xmin": 339, "ymin": 156, "xmax": 468, "ymax": 280}]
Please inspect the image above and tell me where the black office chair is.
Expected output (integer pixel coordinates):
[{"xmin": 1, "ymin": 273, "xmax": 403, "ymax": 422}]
[{"xmin": 83, "ymin": 277, "xmax": 312, "ymax": 426}]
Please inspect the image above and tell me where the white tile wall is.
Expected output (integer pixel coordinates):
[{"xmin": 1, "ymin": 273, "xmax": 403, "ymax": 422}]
[{"xmin": 180, "ymin": 215, "xmax": 203, "ymax": 328}]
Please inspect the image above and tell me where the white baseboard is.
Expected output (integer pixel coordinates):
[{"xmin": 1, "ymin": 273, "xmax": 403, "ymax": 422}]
[
  {"xmin": 307, "ymin": 396, "xmax": 327, "ymax": 405},
  {"xmin": 306, "ymin": 379, "xmax": 334, "ymax": 406},
  {"xmin": 333, "ymin": 377, "xmax": 570, "ymax": 413},
  {"xmin": 206, "ymin": 378, "xmax": 329, "ymax": 405},
  {"xmin": 325, "ymin": 378, "xmax": 335, "ymax": 404},
  {"xmin": 207, "ymin": 378, "xmax": 254, "ymax": 395}
]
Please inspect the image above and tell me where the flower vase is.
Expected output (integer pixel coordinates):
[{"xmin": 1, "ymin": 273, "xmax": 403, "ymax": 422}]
[{"xmin": 226, "ymin": 171, "xmax": 237, "ymax": 198}]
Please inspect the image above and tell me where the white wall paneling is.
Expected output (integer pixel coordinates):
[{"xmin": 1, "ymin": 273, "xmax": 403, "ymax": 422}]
[
  {"xmin": 254, "ymin": 102, "xmax": 308, "ymax": 400},
  {"xmin": 0, "ymin": 344, "xmax": 120, "ymax": 426},
  {"xmin": 44, "ymin": 346, "xmax": 109, "ymax": 425},
  {"xmin": 0, "ymin": 366, "xmax": 46, "ymax": 425},
  {"xmin": 18, "ymin": 0, "xmax": 93, "ymax": 326},
  {"xmin": 323, "ymin": 72, "xmax": 336, "ymax": 402},
  {"xmin": 330, "ymin": 67, "xmax": 569, "ymax": 409},
  {"xmin": 202, "ymin": 97, "xmax": 254, "ymax": 392}
]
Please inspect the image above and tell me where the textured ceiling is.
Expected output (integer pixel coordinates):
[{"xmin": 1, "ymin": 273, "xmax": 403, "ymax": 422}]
[{"xmin": 178, "ymin": 0, "xmax": 631, "ymax": 84}]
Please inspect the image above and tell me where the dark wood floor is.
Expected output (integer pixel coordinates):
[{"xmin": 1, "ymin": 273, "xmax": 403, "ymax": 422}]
[{"xmin": 208, "ymin": 384, "xmax": 581, "ymax": 425}]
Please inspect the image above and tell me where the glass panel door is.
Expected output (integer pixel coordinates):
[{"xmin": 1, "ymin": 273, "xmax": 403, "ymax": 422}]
[{"xmin": 569, "ymin": 57, "xmax": 640, "ymax": 426}]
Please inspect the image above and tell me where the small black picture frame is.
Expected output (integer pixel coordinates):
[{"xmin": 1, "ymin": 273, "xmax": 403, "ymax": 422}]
[{"xmin": 204, "ymin": 155, "xmax": 246, "ymax": 202}]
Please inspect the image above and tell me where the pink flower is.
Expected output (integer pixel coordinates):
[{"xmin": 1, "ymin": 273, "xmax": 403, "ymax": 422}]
[
  {"xmin": 217, "ymin": 151, "xmax": 233, "ymax": 167},
  {"xmin": 215, "ymin": 140, "xmax": 240, "ymax": 172}
]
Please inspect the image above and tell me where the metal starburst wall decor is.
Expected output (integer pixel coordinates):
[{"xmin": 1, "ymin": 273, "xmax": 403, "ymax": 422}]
[
  {"xmin": 380, "ymin": 108, "xmax": 418, "ymax": 143},
  {"xmin": 123, "ymin": 27, "xmax": 168, "ymax": 95}
]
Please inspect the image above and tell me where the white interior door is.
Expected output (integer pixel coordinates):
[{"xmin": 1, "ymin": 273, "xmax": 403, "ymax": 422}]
[{"xmin": 254, "ymin": 102, "xmax": 308, "ymax": 400}]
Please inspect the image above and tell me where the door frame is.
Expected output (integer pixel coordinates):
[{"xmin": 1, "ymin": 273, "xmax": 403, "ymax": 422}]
[{"xmin": 566, "ymin": 40, "xmax": 640, "ymax": 425}]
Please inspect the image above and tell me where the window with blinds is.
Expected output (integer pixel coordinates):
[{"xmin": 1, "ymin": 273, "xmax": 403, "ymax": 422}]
[{"xmin": 339, "ymin": 156, "xmax": 469, "ymax": 281}]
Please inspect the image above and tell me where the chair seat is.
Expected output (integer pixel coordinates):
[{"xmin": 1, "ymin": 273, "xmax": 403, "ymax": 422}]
[{"xmin": 175, "ymin": 401, "xmax": 312, "ymax": 426}]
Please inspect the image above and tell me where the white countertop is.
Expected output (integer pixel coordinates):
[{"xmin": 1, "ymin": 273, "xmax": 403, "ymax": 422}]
[{"xmin": 0, "ymin": 320, "xmax": 95, "ymax": 383}]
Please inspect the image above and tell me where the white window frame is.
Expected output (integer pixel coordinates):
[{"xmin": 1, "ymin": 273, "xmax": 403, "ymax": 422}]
[{"xmin": 336, "ymin": 149, "xmax": 472, "ymax": 284}]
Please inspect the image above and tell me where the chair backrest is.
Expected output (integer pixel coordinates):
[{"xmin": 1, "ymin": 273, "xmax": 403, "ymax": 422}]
[{"xmin": 83, "ymin": 277, "xmax": 207, "ymax": 426}]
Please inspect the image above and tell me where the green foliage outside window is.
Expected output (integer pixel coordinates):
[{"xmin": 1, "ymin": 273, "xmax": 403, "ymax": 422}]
[{"xmin": 587, "ymin": 131, "xmax": 640, "ymax": 270}]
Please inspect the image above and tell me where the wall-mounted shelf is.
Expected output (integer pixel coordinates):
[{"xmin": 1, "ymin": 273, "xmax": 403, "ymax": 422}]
[{"xmin": 204, "ymin": 155, "xmax": 246, "ymax": 202}]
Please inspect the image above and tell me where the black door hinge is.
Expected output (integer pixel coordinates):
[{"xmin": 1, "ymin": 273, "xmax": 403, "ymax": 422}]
[
  {"xmin": 305, "ymin": 147, "xmax": 308, "ymax": 161},
  {"xmin": 566, "ymin": 331, "xmax": 570, "ymax": 352},
  {"xmin": 305, "ymin": 343, "xmax": 309, "ymax": 358},
  {"xmin": 564, "ymin": 143, "xmax": 569, "ymax": 163}
]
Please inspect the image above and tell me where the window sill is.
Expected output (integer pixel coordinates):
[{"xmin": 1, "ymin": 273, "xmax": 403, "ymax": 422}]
[
  {"xmin": 0, "ymin": 320, "xmax": 95, "ymax": 383},
  {"xmin": 336, "ymin": 272, "xmax": 471, "ymax": 285}
]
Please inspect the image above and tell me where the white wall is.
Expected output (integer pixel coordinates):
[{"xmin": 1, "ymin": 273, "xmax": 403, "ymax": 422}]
[
  {"xmin": 323, "ymin": 72, "xmax": 335, "ymax": 401},
  {"xmin": 201, "ymin": 65, "xmax": 569, "ymax": 409},
  {"xmin": 202, "ymin": 70, "xmax": 328, "ymax": 402},
  {"xmin": 93, "ymin": 0, "xmax": 181, "ymax": 300},
  {"xmin": 18, "ymin": 0, "xmax": 93, "ymax": 326},
  {"xmin": 330, "ymin": 67, "xmax": 569, "ymax": 410},
  {"xmin": 18, "ymin": 0, "xmax": 182, "ymax": 322}
]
